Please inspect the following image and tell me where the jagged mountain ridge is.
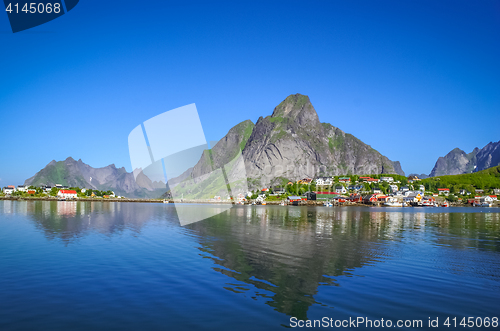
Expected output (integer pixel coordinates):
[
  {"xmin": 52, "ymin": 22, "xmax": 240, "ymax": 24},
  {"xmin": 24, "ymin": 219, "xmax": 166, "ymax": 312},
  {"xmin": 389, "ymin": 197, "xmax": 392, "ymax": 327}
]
[
  {"xmin": 179, "ymin": 94, "xmax": 405, "ymax": 189},
  {"xmin": 24, "ymin": 157, "xmax": 166, "ymax": 198},
  {"xmin": 429, "ymin": 140, "xmax": 500, "ymax": 177}
]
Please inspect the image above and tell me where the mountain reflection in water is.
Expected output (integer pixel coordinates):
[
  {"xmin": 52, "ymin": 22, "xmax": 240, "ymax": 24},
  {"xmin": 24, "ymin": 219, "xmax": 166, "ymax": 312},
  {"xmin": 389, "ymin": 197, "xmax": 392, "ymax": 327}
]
[{"xmin": 1, "ymin": 200, "xmax": 499, "ymax": 325}]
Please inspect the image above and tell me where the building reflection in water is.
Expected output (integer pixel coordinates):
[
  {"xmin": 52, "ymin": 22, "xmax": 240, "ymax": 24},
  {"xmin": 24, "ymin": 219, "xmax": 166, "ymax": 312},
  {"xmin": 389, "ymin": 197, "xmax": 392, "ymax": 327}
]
[{"xmin": 1, "ymin": 200, "xmax": 177, "ymax": 243}]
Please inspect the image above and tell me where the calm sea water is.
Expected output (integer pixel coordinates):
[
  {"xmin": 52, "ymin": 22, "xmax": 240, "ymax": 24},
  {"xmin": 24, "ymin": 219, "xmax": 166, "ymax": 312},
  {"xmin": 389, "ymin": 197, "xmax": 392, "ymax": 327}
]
[{"xmin": 0, "ymin": 201, "xmax": 499, "ymax": 331}]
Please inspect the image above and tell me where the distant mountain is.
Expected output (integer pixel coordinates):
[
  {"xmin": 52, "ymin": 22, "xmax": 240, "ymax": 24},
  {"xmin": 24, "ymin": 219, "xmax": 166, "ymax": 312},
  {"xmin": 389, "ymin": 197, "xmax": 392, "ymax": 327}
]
[
  {"xmin": 24, "ymin": 157, "xmax": 166, "ymax": 198},
  {"xmin": 174, "ymin": 94, "xmax": 405, "ymax": 190},
  {"xmin": 429, "ymin": 140, "xmax": 500, "ymax": 177},
  {"xmin": 408, "ymin": 173, "xmax": 429, "ymax": 179}
]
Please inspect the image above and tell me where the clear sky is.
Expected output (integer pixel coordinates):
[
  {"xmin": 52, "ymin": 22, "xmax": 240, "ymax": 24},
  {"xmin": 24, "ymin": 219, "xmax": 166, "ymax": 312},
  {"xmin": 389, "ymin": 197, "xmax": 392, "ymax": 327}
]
[{"xmin": 1, "ymin": 0, "xmax": 499, "ymax": 185}]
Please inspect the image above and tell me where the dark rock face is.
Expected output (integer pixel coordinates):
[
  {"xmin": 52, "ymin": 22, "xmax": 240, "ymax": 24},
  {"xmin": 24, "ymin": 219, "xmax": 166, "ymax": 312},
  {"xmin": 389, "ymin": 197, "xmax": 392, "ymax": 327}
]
[
  {"xmin": 181, "ymin": 94, "xmax": 404, "ymax": 189},
  {"xmin": 429, "ymin": 148, "xmax": 478, "ymax": 177},
  {"xmin": 429, "ymin": 141, "xmax": 500, "ymax": 177},
  {"xmin": 391, "ymin": 161, "xmax": 406, "ymax": 176},
  {"xmin": 24, "ymin": 157, "xmax": 165, "ymax": 198},
  {"xmin": 476, "ymin": 141, "xmax": 500, "ymax": 172},
  {"xmin": 241, "ymin": 94, "xmax": 403, "ymax": 187}
]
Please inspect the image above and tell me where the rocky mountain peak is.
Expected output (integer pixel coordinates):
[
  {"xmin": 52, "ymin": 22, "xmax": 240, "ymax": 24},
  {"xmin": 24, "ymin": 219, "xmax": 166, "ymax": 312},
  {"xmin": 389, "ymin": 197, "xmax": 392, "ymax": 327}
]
[{"xmin": 271, "ymin": 94, "xmax": 320, "ymax": 127}]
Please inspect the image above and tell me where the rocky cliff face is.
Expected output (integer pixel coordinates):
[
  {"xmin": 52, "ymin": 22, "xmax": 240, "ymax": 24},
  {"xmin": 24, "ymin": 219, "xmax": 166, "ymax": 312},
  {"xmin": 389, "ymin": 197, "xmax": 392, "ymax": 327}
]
[
  {"xmin": 177, "ymin": 94, "xmax": 404, "ymax": 189},
  {"xmin": 241, "ymin": 94, "xmax": 403, "ymax": 187},
  {"xmin": 24, "ymin": 157, "xmax": 165, "ymax": 198},
  {"xmin": 429, "ymin": 140, "xmax": 500, "ymax": 177}
]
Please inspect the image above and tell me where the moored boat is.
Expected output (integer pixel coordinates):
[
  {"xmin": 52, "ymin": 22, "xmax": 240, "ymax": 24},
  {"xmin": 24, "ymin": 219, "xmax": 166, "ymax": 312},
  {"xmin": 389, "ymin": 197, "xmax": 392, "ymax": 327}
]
[{"xmin": 384, "ymin": 197, "xmax": 403, "ymax": 207}]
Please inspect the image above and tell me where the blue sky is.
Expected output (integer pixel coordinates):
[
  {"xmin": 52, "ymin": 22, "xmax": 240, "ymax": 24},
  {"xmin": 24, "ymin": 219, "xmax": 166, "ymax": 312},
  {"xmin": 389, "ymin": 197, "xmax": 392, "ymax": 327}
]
[{"xmin": 0, "ymin": 0, "xmax": 499, "ymax": 185}]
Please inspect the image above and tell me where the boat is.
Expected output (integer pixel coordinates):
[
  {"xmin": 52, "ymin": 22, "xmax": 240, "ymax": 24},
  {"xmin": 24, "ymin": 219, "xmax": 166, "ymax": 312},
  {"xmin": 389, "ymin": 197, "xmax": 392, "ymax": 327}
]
[
  {"xmin": 474, "ymin": 202, "xmax": 492, "ymax": 207},
  {"xmin": 323, "ymin": 202, "xmax": 333, "ymax": 207},
  {"xmin": 162, "ymin": 199, "xmax": 169, "ymax": 204},
  {"xmin": 261, "ymin": 201, "xmax": 267, "ymax": 205},
  {"xmin": 279, "ymin": 201, "xmax": 286, "ymax": 206},
  {"xmin": 441, "ymin": 201, "xmax": 449, "ymax": 207},
  {"xmin": 384, "ymin": 197, "xmax": 403, "ymax": 207},
  {"xmin": 421, "ymin": 200, "xmax": 436, "ymax": 207}
]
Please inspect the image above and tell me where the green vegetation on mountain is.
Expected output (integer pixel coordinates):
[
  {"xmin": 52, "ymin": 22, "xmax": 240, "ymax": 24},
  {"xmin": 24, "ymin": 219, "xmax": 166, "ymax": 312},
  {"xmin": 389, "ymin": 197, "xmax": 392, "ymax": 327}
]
[{"xmin": 422, "ymin": 165, "xmax": 500, "ymax": 193}]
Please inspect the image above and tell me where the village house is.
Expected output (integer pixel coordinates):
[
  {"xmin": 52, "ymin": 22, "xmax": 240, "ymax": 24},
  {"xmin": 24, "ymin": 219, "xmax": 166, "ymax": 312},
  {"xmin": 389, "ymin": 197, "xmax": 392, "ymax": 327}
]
[
  {"xmin": 348, "ymin": 184, "xmax": 364, "ymax": 192},
  {"xmin": 494, "ymin": 189, "xmax": 500, "ymax": 195},
  {"xmin": 363, "ymin": 194, "xmax": 378, "ymax": 204},
  {"xmin": 475, "ymin": 189, "xmax": 484, "ymax": 194},
  {"xmin": 380, "ymin": 177, "xmax": 394, "ymax": 183},
  {"xmin": 338, "ymin": 177, "xmax": 351, "ymax": 183},
  {"xmin": 408, "ymin": 175, "xmax": 421, "ymax": 181},
  {"xmin": 366, "ymin": 178, "xmax": 380, "ymax": 183},
  {"xmin": 489, "ymin": 195, "xmax": 498, "ymax": 201},
  {"xmin": 287, "ymin": 196, "xmax": 306, "ymax": 202},
  {"xmin": 388, "ymin": 184, "xmax": 399, "ymax": 193},
  {"xmin": 372, "ymin": 188, "xmax": 382, "ymax": 194},
  {"xmin": 236, "ymin": 193, "xmax": 246, "ymax": 202},
  {"xmin": 401, "ymin": 186, "xmax": 410, "ymax": 192},
  {"xmin": 81, "ymin": 188, "xmax": 87, "ymax": 193},
  {"xmin": 404, "ymin": 192, "xmax": 423, "ymax": 204},
  {"xmin": 297, "ymin": 178, "xmax": 312, "ymax": 184},
  {"xmin": 481, "ymin": 196, "xmax": 494, "ymax": 203},
  {"xmin": 57, "ymin": 189, "xmax": 77, "ymax": 199},
  {"xmin": 315, "ymin": 177, "xmax": 333, "ymax": 186},
  {"xmin": 347, "ymin": 194, "xmax": 363, "ymax": 202},
  {"xmin": 17, "ymin": 185, "xmax": 27, "ymax": 192},
  {"xmin": 459, "ymin": 189, "xmax": 471, "ymax": 195},
  {"xmin": 3, "ymin": 187, "xmax": 15, "ymax": 195},
  {"xmin": 377, "ymin": 195, "xmax": 389, "ymax": 202},
  {"xmin": 438, "ymin": 188, "xmax": 450, "ymax": 196},
  {"xmin": 334, "ymin": 185, "xmax": 347, "ymax": 194},
  {"xmin": 44, "ymin": 186, "xmax": 52, "ymax": 192},
  {"xmin": 27, "ymin": 189, "xmax": 36, "ymax": 195},
  {"xmin": 419, "ymin": 185, "xmax": 425, "ymax": 191}
]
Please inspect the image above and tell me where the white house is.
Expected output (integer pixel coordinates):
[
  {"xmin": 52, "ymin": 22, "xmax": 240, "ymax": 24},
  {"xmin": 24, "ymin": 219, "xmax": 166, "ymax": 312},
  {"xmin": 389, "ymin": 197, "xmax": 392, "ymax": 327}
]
[
  {"xmin": 481, "ymin": 196, "xmax": 494, "ymax": 203},
  {"xmin": 438, "ymin": 188, "xmax": 450, "ymax": 196},
  {"xmin": 493, "ymin": 189, "xmax": 500, "ymax": 195},
  {"xmin": 380, "ymin": 177, "xmax": 394, "ymax": 183},
  {"xmin": 81, "ymin": 188, "xmax": 87, "ymax": 193},
  {"xmin": 2, "ymin": 187, "xmax": 15, "ymax": 195},
  {"xmin": 334, "ymin": 185, "xmax": 347, "ymax": 194},
  {"xmin": 489, "ymin": 195, "xmax": 498, "ymax": 201},
  {"xmin": 389, "ymin": 184, "xmax": 399, "ymax": 193},
  {"xmin": 57, "ymin": 189, "xmax": 77, "ymax": 199},
  {"xmin": 419, "ymin": 185, "xmax": 425, "ymax": 191},
  {"xmin": 17, "ymin": 185, "xmax": 28, "ymax": 192},
  {"xmin": 372, "ymin": 188, "xmax": 382, "ymax": 194},
  {"xmin": 315, "ymin": 177, "xmax": 333, "ymax": 186}
]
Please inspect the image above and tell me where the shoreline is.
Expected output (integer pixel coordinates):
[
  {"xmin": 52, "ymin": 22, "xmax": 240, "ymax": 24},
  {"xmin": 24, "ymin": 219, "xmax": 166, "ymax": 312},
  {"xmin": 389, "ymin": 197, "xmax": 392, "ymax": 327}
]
[{"xmin": 1, "ymin": 196, "xmax": 498, "ymax": 208}]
